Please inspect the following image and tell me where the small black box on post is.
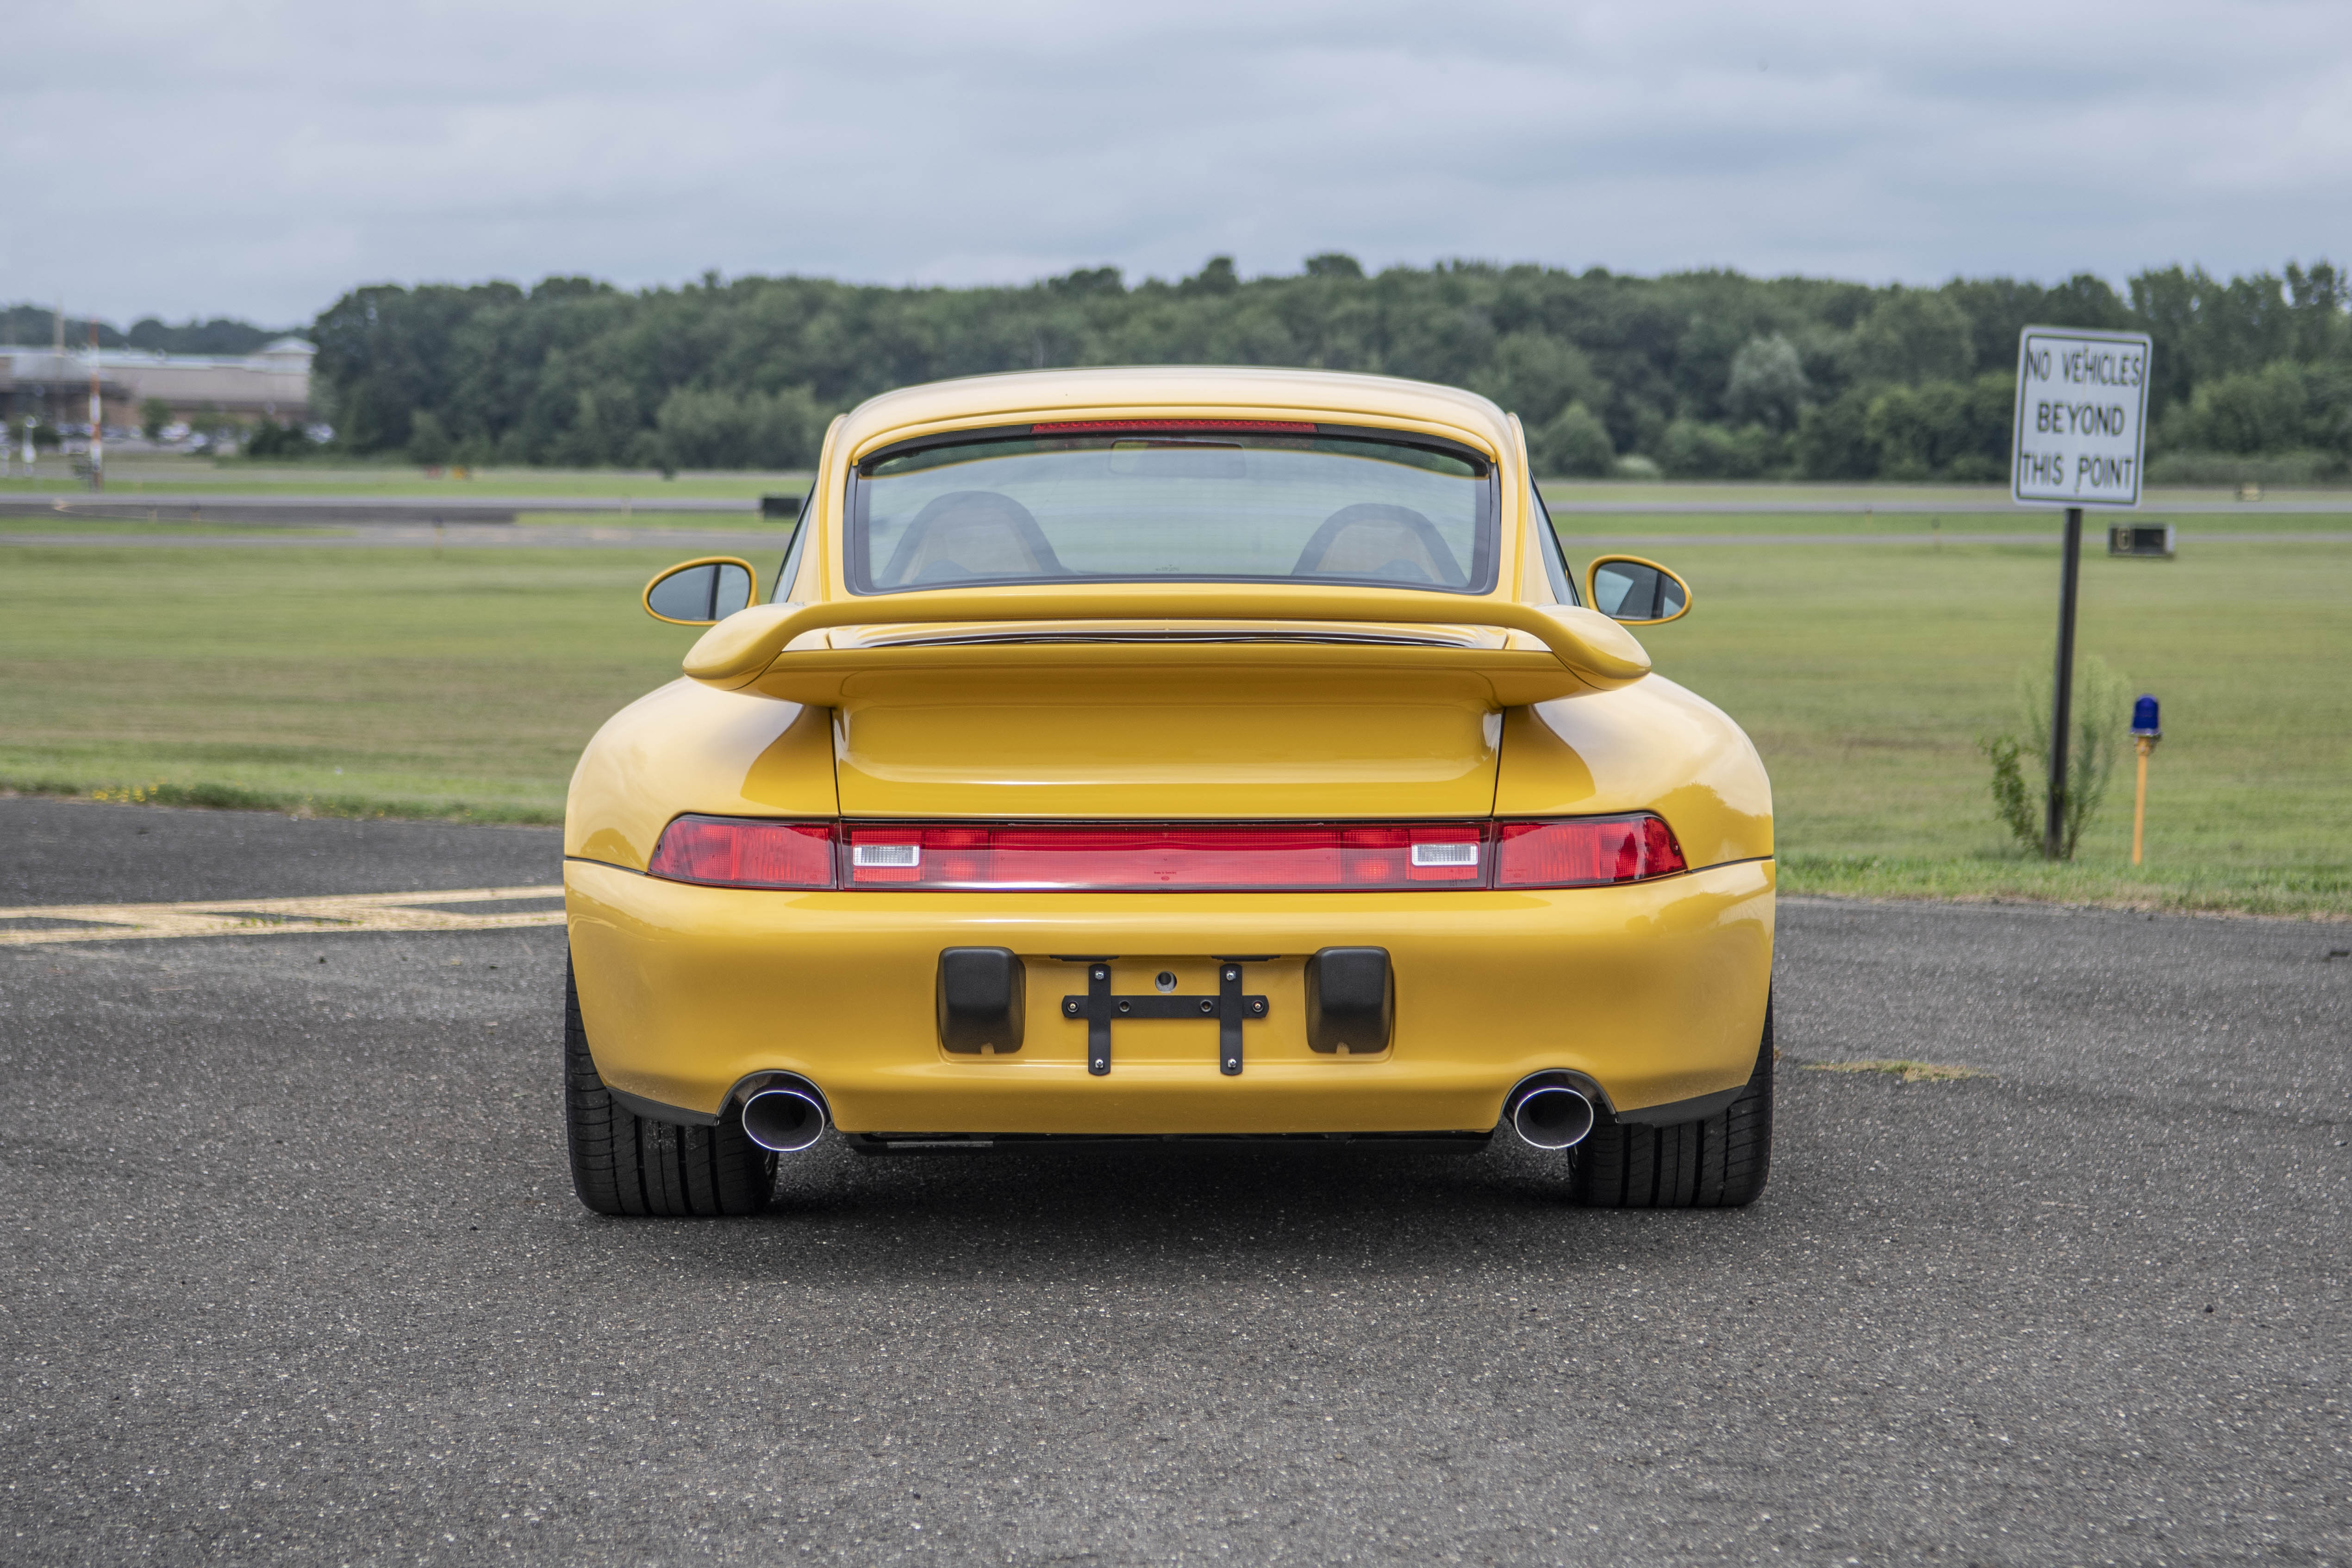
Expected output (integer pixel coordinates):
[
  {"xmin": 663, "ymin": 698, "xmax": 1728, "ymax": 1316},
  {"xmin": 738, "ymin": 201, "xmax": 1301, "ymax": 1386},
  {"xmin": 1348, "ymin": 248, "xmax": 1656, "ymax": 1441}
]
[
  {"xmin": 936, "ymin": 948, "xmax": 1025, "ymax": 1054},
  {"xmin": 760, "ymin": 493, "xmax": 802, "ymax": 520},
  {"xmin": 1304, "ymin": 947, "xmax": 1393, "ymax": 1055}
]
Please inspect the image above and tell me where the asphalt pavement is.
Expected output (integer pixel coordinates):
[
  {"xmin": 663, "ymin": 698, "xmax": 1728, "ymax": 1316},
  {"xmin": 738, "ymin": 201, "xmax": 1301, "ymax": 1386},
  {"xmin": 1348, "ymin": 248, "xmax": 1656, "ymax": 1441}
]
[{"xmin": 3, "ymin": 796, "xmax": 2347, "ymax": 1566}]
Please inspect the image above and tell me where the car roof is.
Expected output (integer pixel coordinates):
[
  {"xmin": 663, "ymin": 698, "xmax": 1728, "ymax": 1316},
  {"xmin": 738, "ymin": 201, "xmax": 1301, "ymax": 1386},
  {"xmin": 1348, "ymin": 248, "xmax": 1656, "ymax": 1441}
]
[{"xmin": 833, "ymin": 366, "xmax": 1517, "ymax": 467}]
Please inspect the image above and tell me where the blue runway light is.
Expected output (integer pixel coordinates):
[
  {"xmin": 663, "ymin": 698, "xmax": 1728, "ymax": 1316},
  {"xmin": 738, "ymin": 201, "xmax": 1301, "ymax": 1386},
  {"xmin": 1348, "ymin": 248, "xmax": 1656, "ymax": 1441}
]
[{"xmin": 2131, "ymin": 694, "xmax": 2161, "ymax": 738}]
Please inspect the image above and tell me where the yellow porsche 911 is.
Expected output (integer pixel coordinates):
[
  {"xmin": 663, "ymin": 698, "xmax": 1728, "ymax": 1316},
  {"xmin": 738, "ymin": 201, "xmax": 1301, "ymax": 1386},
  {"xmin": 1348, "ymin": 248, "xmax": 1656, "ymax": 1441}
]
[{"xmin": 562, "ymin": 367, "xmax": 1773, "ymax": 1217}]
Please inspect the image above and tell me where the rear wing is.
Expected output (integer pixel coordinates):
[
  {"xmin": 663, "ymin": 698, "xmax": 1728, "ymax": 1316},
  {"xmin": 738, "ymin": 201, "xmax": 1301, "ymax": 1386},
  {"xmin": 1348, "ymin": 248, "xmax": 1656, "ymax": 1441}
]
[{"xmin": 681, "ymin": 583, "xmax": 1652, "ymax": 706}]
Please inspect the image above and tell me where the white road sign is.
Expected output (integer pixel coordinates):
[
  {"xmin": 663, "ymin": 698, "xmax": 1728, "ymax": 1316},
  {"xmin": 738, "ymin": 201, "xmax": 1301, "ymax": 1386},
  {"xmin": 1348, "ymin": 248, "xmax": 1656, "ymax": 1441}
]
[{"xmin": 2011, "ymin": 326, "xmax": 2152, "ymax": 508}]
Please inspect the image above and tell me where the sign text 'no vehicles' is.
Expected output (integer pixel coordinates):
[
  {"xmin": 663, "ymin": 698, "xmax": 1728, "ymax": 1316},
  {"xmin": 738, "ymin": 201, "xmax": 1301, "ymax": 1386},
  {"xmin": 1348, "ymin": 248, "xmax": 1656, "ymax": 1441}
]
[{"xmin": 2011, "ymin": 328, "xmax": 2152, "ymax": 508}]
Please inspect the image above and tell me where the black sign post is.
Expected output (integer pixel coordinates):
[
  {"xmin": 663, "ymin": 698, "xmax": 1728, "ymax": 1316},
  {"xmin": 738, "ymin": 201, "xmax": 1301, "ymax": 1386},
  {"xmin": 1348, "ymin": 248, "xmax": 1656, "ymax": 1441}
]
[{"xmin": 2044, "ymin": 506, "xmax": 2083, "ymax": 857}]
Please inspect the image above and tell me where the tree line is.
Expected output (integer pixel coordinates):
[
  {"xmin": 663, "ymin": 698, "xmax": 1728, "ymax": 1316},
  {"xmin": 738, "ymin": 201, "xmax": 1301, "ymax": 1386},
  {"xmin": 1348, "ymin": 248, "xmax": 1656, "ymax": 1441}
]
[
  {"xmin": 306, "ymin": 254, "xmax": 2349, "ymax": 480},
  {"xmin": 0, "ymin": 306, "xmax": 288, "ymax": 357}
]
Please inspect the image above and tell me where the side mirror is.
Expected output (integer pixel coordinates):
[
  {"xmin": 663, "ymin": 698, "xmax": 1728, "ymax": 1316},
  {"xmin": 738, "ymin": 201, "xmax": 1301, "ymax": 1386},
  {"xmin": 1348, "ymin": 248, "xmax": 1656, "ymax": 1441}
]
[
  {"xmin": 1586, "ymin": 555, "xmax": 1691, "ymax": 625},
  {"xmin": 643, "ymin": 557, "xmax": 758, "ymax": 626}
]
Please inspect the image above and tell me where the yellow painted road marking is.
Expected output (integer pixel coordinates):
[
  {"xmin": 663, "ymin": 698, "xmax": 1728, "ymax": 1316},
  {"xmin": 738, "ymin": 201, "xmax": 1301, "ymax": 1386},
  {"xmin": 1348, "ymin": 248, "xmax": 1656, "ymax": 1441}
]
[{"xmin": 0, "ymin": 886, "xmax": 565, "ymax": 946}]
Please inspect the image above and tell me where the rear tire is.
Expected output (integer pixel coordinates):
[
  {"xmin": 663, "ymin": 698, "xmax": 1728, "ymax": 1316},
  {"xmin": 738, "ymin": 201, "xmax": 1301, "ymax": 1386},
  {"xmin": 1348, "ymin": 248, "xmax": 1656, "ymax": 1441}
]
[
  {"xmin": 563, "ymin": 957, "xmax": 775, "ymax": 1217},
  {"xmin": 1572, "ymin": 998, "xmax": 1773, "ymax": 1209}
]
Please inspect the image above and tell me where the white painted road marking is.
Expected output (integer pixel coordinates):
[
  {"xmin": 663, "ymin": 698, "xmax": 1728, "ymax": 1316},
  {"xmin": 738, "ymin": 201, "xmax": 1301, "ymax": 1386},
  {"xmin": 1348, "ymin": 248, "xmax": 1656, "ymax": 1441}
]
[{"xmin": 0, "ymin": 885, "xmax": 565, "ymax": 945}]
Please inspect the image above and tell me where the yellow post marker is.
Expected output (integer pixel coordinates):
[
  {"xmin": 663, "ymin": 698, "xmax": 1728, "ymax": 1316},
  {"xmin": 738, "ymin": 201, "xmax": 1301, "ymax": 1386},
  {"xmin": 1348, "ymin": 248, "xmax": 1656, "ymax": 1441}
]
[
  {"xmin": 2131, "ymin": 738, "xmax": 2152, "ymax": 865},
  {"xmin": 2129, "ymin": 695, "xmax": 2161, "ymax": 867}
]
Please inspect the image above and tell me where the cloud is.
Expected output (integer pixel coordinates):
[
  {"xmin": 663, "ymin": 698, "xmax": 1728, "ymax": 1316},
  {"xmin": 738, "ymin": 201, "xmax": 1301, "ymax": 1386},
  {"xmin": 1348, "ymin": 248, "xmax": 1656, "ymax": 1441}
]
[{"xmin": 5, "ymin": 0, "xmax": 2346, "ymax": 324}]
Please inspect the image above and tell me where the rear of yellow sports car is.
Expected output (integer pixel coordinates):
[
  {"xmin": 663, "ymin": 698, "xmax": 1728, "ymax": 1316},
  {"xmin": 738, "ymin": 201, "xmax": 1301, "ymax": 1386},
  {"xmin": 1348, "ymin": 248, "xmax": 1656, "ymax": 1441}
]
[{"xmin": 561, "ymin": 367, "xmax": 1775, "ymax": 1215}]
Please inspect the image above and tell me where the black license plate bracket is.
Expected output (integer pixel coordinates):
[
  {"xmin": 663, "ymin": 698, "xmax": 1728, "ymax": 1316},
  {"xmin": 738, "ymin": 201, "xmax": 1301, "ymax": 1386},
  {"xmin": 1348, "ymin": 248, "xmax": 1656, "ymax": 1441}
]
[{"xmin": 1062, "ymin": 961, "xmax": 1268, "ymax": 1077}]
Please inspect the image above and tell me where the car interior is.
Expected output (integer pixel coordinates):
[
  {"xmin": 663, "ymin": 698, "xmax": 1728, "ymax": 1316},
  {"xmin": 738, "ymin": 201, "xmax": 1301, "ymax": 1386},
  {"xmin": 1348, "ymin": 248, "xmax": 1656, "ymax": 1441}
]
[
  {"xmin": 872, "ymin": 491, "xmax": 1462, "ymax": 587},
  {"xmin": 1286, "ymin": 502, "xmax": 1465, "ymax": 585},
  {"xmin": 878, "ymin": 490, "xmax": 1067, "ymax": 584}
]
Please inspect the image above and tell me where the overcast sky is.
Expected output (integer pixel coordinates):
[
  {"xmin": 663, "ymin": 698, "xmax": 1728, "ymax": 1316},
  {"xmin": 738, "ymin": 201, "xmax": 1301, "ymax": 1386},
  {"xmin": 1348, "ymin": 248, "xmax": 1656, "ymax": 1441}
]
[{"xmin": 6, "ymin": 0, "xmax": 2347, "ymax": 327}]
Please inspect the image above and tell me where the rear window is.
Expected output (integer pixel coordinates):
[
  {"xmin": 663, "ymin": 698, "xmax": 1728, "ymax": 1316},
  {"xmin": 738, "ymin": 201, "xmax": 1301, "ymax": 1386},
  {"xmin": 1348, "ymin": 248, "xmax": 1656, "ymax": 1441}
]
[{"xmin": 848, "ymin": 423, "xmax": 1497, "ymax": 596}]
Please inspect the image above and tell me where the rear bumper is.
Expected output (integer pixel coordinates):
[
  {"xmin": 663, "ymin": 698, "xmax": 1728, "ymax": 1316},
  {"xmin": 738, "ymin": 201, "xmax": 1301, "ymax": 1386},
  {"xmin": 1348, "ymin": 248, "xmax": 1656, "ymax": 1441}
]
[{"xmin": 563, "ymin": 856, "xmax": 1774, "ymax": 1135}]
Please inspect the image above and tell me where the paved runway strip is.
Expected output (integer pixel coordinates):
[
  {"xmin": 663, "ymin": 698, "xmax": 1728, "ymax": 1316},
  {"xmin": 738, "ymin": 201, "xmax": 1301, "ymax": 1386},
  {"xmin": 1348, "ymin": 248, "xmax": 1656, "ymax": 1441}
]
[{"xmin": 2, "ymin": 798, "xmax": 2346, "ymax": 1564}]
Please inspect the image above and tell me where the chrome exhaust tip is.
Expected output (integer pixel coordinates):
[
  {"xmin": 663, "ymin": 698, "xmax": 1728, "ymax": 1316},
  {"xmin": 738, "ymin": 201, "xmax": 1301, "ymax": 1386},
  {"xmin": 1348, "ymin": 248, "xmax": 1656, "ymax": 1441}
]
[
  {"xmin": 740, "ymin": 1086, "xmax": 827, "ymax": 1154},
  {"xmin": 1510, "ymin": 1085, "xmax": 1595, "ymax": 1151}
]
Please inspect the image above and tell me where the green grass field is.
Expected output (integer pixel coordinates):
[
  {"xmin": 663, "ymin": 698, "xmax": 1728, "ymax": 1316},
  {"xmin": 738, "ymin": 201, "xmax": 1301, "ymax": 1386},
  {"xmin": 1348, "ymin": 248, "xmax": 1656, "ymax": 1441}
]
[
  {"xmin": 0, "ymin": 545, "xmax": 701, "ymax": 821},
  {"xmin": 1614, "ymin": 534, "xmax": 2350, "ymax": 915},
  {"xmin": 1, "ymin": 527, "xmax": 2344, "ymax": 915}
]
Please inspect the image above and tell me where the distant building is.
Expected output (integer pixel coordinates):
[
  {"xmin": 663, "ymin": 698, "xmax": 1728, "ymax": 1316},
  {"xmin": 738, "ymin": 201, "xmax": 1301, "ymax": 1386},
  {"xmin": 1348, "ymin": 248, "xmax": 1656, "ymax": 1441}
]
[{"xmin": 0, "ymin": 337, "xmax": 314, "ymax": 430}]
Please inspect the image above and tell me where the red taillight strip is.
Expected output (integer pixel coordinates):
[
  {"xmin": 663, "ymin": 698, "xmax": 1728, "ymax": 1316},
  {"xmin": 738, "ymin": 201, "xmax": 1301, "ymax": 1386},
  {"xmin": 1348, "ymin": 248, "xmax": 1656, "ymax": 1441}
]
[
  {"xmin": 1029, "ymin": 419, "xmax": 1317, "ymax": 434},
  {"xmin": 647, "ymin": 815, "xmax": 1687, "ymax": 892}
]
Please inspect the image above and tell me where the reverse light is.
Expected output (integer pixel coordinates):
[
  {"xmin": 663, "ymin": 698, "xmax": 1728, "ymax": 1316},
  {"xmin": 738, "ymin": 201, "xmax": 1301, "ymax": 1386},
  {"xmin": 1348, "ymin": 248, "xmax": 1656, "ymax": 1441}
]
[
  {"xmin": 1492, "ymin": 814, "xmax": 1685, "ymax": 888},
  {"xmin": 647, "ymin": 816, "xmax": 835, "ymax": 888}
]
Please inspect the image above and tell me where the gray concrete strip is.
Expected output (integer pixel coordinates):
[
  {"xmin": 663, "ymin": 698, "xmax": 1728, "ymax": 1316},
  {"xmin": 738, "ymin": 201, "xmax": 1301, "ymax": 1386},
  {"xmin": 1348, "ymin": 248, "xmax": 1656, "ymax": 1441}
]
[{"xmin": 2, "ymin": 796, "xmax": 2347, "ymax": 1562}]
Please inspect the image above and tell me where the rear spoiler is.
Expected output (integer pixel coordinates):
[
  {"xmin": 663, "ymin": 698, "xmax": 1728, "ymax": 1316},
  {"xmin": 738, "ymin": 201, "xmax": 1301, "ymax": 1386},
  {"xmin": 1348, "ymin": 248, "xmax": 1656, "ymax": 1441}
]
[{"xmin": 681, "ymin": 583, "xmax": 1652, "ymax": 705}]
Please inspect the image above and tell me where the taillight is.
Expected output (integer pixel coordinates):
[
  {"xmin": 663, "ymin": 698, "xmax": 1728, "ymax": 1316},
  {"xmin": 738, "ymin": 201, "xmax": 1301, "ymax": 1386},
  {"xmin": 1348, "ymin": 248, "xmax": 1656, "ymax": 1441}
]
[
  {"xmin": 643, "ymin": 815, "xmax": 1685, "ymax": 891},
  {"xmin": 648, "ymin": 816, "xmax": 836, "ymax": 888},
  {"xmin": 1492, "ymin": 814, "xmax": 1685, "ymax": 888}
]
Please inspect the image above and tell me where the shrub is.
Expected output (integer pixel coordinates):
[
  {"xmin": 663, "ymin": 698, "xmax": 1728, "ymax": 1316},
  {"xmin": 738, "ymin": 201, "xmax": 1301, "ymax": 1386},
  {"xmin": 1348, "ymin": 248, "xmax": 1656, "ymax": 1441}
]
[
  {"xmin": 1859, "ymin": 373, "xmax": 2014, "ymax": 480},
  {"xmin": 243, "ymin": 419, "xmax": 318, "ymax": 459},
  {"xmin": 1977, "ymin": 655, "xmax": 2128, "ymax": 858},
  {"xmin": 1527, "ymin": 401, "xmax": 1616, "ymax": 477},
  {"xmin": 2156, "ymin": 362, "xmax": 2352, "ymax": 459},
  {"xmin": 1981, "ymin": 733, "xmax": 2038, "ymax": 850},
  {"xmin": 1793, "ymin": 389, "xmax": 1879, "ymax": 479},
  {"xmin": 1657, "ymin": 419, "xmax": 1778, "ymax": 479},
  {"xmin": 1852, "ymin": 289, "xmax": 1976, "ymax": 384},
  {"xmin": 406, "ymin": 409, "xmax": 453, "ymax": 466},
  {"xmin": 654, "ymin": 386, "xmax": 824, "ymax": 470},
  {"xmin": 1473, "ymin": 333, "xmax": 1602, "ymax": 429},
  {"xmin": 1724, "ymin": 334, "xmax": 1809, "ymax": 431}
]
